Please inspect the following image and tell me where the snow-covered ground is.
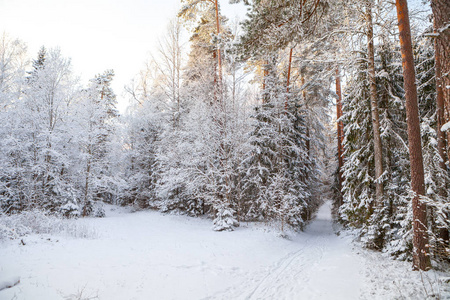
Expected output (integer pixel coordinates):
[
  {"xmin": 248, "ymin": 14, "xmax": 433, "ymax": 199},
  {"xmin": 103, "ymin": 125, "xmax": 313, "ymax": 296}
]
[{"xmin": 1, "ymin": 201, "xmax": 449, "ymax": 299}]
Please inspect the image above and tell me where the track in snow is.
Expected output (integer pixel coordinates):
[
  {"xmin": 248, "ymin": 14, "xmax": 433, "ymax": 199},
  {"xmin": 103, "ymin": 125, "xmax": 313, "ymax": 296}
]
[{"xmin": 207, "ymin": 201, "xmax": 363, "ymax": 300}]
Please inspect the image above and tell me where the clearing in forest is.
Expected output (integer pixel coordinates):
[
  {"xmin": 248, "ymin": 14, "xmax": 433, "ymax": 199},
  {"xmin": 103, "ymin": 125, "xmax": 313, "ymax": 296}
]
[{"xmin": 0, "ymin": 201, "xmax": 448, "ymax": 299}]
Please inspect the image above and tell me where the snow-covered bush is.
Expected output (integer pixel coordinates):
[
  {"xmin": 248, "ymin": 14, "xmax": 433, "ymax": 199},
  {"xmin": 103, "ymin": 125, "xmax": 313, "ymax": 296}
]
[{"xmin": 0, "ymin": 210, "xmax": 97, "ymax": 241}]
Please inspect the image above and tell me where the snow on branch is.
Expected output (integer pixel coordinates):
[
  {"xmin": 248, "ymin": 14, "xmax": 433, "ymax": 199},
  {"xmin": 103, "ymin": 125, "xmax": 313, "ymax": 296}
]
[{"xmin": 441, "ymin": 121, "xmax": 450, "ymax": 132}]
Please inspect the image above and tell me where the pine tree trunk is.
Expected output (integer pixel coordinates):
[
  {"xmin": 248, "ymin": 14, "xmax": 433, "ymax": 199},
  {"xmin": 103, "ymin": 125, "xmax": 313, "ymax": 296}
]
[
  {"xmin": 395, "ymin": 0, "xmax": 432, "ymax": 271},
  {"xmin": 431, "ymin": 0, "xmax": 450, "ymax": 159},
  {"xmin": 432, "ymin": 0, "xmax": 450, "ymax": 251},
  {"xmin": 214, "ymin": 0, "xmax": 222, "ymax": 92},
  {"xmin": 434, "ymin": 18, "xmax": 450, "ymax": 251},
  {"xmin": 336, "ymin": 67, "xmax": 344, "ymax": 206},
  {"xmin": 213, "ymin": 50, "xmax": 218, "ymax": 105},
  {"xmin": 262, "ymin": 59, "xmax": 269, "ymax": 104},
  {"xmin": 301, "ymin": 76, "xmax": 311, "ymax": 158},
  {"xmin": 286, "ymin": 48, "xmax": 293, "ymax": 112},
  {"xmin": 366, "ymin": 2, "xmax": 384, "ymax": 205}
]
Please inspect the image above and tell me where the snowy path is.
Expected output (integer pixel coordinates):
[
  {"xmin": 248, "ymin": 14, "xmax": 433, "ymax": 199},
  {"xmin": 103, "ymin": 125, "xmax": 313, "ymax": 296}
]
[
  {"xmin": 208, "ymin": 201, "xmax": 362, "ymax": 300},
  {"xmin": 2, "ymin": 201, "xmax": 446, "ymax": 299}
]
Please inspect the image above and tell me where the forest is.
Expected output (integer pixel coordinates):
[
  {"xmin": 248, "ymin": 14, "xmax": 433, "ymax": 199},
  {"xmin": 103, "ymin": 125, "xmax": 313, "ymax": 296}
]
[{"xmin": 0, "ymin": 0, "xmax": 449, "ymax": 277}]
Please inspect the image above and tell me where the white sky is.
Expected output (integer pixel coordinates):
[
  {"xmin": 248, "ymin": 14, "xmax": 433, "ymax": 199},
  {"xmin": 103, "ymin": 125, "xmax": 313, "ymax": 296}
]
[{"xmin": 0, "ymin": 0, "xmax": 247, "ymax": 112}]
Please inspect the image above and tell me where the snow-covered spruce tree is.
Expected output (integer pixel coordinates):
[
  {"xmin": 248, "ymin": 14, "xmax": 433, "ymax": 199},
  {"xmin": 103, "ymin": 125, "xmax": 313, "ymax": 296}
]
[
  {"xmin": 336, "ymin": 0, "xmax": 415, "ymax": 252},
  {"xmin": 367, "ymin": 39, "xmax": 410, "ymax": 254},
  {"xmin": 340, "ymin": 34, "xmax": 414, "ymax": 253},
  {"xmin": 340, "ymin": 22, "xmax": 447, "ymax": 261},
  {"xmin": 239, "ymin": 58, "xmax": 284, "ymax": 222},
  {"xmin": 239, "ymin": 56, "xmax": 313, "ymax": 230},
  {"xmin": 340, "ymin": 55, "xmax": 375, "ymax": 228},
  {"xmin": 74, "ymin": 70, "xmax": 119, "ymax": 216},
  {"xmin": 234, "ymin": 0, "xmax": 330, "ymax": 230}
]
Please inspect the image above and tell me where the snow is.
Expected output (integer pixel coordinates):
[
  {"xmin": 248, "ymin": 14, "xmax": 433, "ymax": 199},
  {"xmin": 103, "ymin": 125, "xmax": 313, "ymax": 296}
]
[
  {"xmin": 1, "ymin": 202, "xmax": 449, "ymax": 299},
  {"xmin": 0, "ymin": 276, "xmax": 20, "ymax": 291},
  {"xmin": 442, "ymin": 121, "xmax": 450, "ymax": 132},
  {"xmin": 217, "ymin": 202, "xmax": 363, "ymax": 300}
]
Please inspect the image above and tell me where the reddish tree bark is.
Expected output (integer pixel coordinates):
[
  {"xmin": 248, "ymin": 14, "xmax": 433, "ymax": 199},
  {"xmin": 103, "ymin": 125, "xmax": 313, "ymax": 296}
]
[
  {"xmin": 214, "ymin": 0, "xmax": 222, "ymax": 88},
  {"xmin": 301, "ymin": 76, "xmax": 311, "ymax": 158},
  {"xmin": 336, "ymin": 67, "xmax": 344, "ymax": 206},
  {"xmin": 434, "ymin": 18, "xmax": 450, "ymax": 250},
  {"xmin": 395, "ymin": 0, "xmax": 431, "ymax": 271},
  {"xmin": 286, "ymin": 48, "xmax": 293, "ymax": 111},
  {"xmin": 434, "ymin": 22, "xmax": 448, "ymax": 177},
  {"xmin": 431, "ymin": 0, "xmax": 450, "ymax": 163}
]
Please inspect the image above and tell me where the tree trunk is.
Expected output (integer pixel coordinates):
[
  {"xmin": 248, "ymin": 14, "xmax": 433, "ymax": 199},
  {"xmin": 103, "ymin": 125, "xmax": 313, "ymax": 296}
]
[
  {"xmin": 83, "ymin": 157, "xmax": 91, "ymax": 217},
  {"xmin": 366, "ymin": 2, "xmax": 384, "ymax": 206},
  {"xmin": 434, "ymin": 18, "xmax": 450, "ymax": 252},
  {"xmin": 301, "ymin": 76, "xmax": 311, "ymax": 160},
  {"xmin": 395, "ymin": 0, "xmax": 432, "ymax": 271},
  {"xmin": 286, "ymin": 47, "xmax": 293, "ymax": 112},
  {"xmin": 431, "ymin": 0, "xmax": 450, "ymax": 160},
  {"xmin": 214, "ymin": 0, "xmax": 222, "ymax": 92},
  {"xmin": 262, "ymin": 59, "xmax": 269, "ymax": 104},
  {"xmin": 213, "ymin": 50, "xmax": 218, "ymax": 105},
  {"xmin": 432, "ymin": 0, "xmax": 450, "ymax": 252},
  {"xmin": 336, "ymin": 67, "xmax": 344, "ymax": 206}
]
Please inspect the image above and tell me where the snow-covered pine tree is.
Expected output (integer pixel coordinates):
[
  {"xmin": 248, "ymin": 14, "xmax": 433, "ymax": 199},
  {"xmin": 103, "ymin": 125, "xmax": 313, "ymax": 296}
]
[{"xmin": 237, "ymin": 0, "xmax": 328, "ymax": 59}]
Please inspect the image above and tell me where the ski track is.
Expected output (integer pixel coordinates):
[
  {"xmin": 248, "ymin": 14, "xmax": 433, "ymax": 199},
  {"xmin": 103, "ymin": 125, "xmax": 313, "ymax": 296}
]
[{"xmin": 205, "ymin": 201, "xmax": 363, "ymax": 300}]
